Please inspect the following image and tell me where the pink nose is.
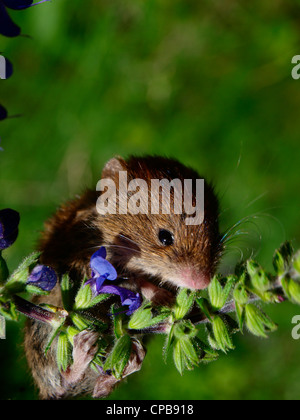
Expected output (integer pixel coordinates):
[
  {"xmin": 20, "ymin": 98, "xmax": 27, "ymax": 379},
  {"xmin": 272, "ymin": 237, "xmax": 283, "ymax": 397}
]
[{"xmin": 179, "ymin": 269, "xmax": 211, "ymax": 290}]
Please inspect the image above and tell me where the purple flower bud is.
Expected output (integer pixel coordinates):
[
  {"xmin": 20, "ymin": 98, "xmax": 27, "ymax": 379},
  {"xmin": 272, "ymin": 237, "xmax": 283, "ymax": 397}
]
[
  {"xmin": 3, "ymin": 0, "xmax": 51, "ymax": 10},
  {"xmin": 3, "ymin": 0, "xmax": 35, "ymax": 9},
  {"xmin": 0, "ymin": 3, "xmax": 21, "ymax": 37},
  {"xmin": 85, "ymin": 247, "xmax": 118, "ymax": 294},
  {"xmin": 0, "ymin": 208, "xmax": 20, "ymax": 250},
  {"xmin": 0, "ymin": 1, "xmax": 51, "ymax": 38},
  {"xmin": 27, "ymin": 265, "xmax": 57, "ymax": 291}
]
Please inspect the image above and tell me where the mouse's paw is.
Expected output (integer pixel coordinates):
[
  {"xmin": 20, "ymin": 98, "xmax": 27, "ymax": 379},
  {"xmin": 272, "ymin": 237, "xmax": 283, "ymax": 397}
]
[
  {"xmin": 62, "ymin": 329, "xmax": 99, "ymax": 386},
  {"xmin": 138, "ymin": 279, "xmax": 174, "ymax": 307},
  {"xmin": 92, "ymin": 340, "xmax": 146, "ymax": 399},
  {"xmin": 123, "ymin": 339, "xmax": 146, "ymax": 377}
]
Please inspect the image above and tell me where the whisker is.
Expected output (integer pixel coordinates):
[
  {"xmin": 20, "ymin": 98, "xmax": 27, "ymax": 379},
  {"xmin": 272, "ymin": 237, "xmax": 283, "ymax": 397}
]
[
  {"xmin": 244, "ymin": 192, "xmax": 268, "ymax": 210},
  {"xmin": 118, "ymin": 234, "xmax": 140, "ymax": 247},
  {"xmin": 85, "ymin": 244, "xmax": 140, "ymax": 255}
]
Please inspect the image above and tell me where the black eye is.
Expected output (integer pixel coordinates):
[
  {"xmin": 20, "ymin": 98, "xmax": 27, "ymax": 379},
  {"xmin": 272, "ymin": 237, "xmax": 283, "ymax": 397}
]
[{"xmin": 158, "ymin": 229, "xmax": 174, "ymax": 246}]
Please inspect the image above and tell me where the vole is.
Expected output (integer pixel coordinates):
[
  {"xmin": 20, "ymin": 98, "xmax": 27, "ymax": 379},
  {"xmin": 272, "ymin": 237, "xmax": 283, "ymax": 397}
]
[{"xmin": 24, "ymin": 155, "xmax": 222, "ymax": 400}]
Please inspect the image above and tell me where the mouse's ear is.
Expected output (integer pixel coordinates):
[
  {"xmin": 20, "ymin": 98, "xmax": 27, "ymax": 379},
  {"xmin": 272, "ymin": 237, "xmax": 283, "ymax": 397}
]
[{"xmin": 101, "ymin": 156, "xmax": 127, "ymax": 179}]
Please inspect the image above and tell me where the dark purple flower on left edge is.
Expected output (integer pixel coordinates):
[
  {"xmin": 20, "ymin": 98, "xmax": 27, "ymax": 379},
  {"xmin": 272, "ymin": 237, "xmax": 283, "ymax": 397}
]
[
  {"xmin": 0, "ymin": 105, "xmax": 8, "ymax": 121},
  {"xmin": 0, "ymin": 0, "xmax": 51, "ymax": 38},
  {"xmin": 0, "ymin": 208, "xmax": 20, "ymax": 250},
  {"xmin": 27, "ymin": 265, "xmax": 57, "ymax": 291},
  {"xmin": 85, "ymin": 247, "xmax": 118, "ymax": 295}
]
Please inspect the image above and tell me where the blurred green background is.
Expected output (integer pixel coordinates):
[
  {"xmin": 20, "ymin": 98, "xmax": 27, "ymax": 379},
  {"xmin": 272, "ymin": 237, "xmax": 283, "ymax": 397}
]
[{"xmin": 0, "ymin": 0, "xmax": 300, "ymax": 400}]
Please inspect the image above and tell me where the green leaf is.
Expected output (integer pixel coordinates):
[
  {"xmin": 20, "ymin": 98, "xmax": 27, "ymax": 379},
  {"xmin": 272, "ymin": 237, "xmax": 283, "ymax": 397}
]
[
  {"xmin": 287, "ymin": 278, "xmax": 300, "ymax": 305},
  {"xmin": 74, "ymin": 282, "xmax": 93, "ymax": 310},
  {"xmin": 0, "ymin": 300, "xmax": 18, "ymax": 321},
  {"xmin": 66, "ymin": 326, "xmax": 80, "ymax": 346},
  {"xmin": 25, "ymin": 284, "xmax": 50, "ymax": 296},
  {"xmin": 104, "ymin": 334, "xmax": 132, "ymax": 380},
  {"xmin": 173, "ymin": 340, "xmax": 185, "ymax": 375},
  {"xmin": 293, "ymin": 251, "xmax": 300, "ymax": 275},
  {"xmin": 173, "ymin": 335, "xmax": 199, "ymax": 375},
  {"xmin": 44, "ymin": 322, "xmax": 65, "ymax": 356},
  {"xmin": 208, "ymin": 276, "xmax": 223, "ymax": 310},
  {"xmin": 4, "ymin": 252, "xmax": 41, "ymax": 294},
  {"xmin": 88, "ymin": 293, "xmax": 111, "ymax": 308},
  {"xmin": 273, "ymin": 242, "xmax": 293, "ymax": 275},
  {"xmin": 212, "ymin": 315, "xmax": 235, "ymax": 353},
  {"xmin": 61, "ymin": 273, "xmax": 73, "ymax": 311},
  {"xmin": 163, "ymin": 324, "xmax": 175, "ymax": 363},
  {"xmin": 222, "ymin": 276, "xmax": 237, "ymax": 303},
  {"xmin": 195, "ymin": 297, "xmax": 213, "ymax": 322},
  {"xmin": 173, "ymin": 320, "xmax": 197, "ymax": 340},
  {"xmin": 173, "ymin": 288, "xmax": 195, "ymax": 320},
  {"xmin": 233, "ymin": 280, "xmax": 249, "ymax": 305},
  {"xmin": 56, "ymin": 333, "xmax": 71, "ymax": 372},
  {"xmin": 70, "ymin": 313, "xmax": 91, "ymax": 331},
  {"xmin": 128, "ymin": 303, "xmax": 153, "ymax": 330},
  {"xmin": 180, "ymin": 337, "xmax": 199, "ymax": 366},
  {"xmin": 247, "ymin": 260, "xmax": 270, "ymax": 293},
  {"xmin": 192, "ymin": 337, "xmax": 219, "ymax": 363},
  {"xmin": 245, "ymin": 304, "xmax": 277, "ymax": 338},
  {"xmin": 208, "ymin": 275, "xmax": 236, "ymax": 310},
  {"xmin": 235, "ymin": 302, "xmax": 245, "ymax": 332},
  {"xmin": 111, "ymin": 304, "xmax": 126, "ymax": 339}
]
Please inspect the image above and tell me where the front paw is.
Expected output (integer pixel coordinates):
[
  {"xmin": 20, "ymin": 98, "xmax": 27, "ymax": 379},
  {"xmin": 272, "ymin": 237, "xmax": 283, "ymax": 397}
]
[
  {"xmin": 62, "ymin": 330, "xmax": 99, "ymax": 386},
  {"xmin": 92, "ymin": 340, "xmax": 146, "ymax": 398}
]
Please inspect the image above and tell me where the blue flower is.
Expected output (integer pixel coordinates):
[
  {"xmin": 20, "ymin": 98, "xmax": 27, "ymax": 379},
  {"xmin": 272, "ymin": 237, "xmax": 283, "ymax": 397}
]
[
  {"xmin": 85, "ymin": 247, "xmax": 118, "ymax": 295},
  {"xmin": 0, "ymin": 0, "xmax": 51, "ymax": 37},
  {"xmin": 85, "ymin": 247, "xmax": 142, "ymax": 315},
  {"xmin": 98, "ymin": 284, "xmax": 142, "ymax": 316},
  {"xmin": 0, "ymin": 208, "xmax": 20, "ymax": 250},
  {"xmin": 27, "ymin": 265, "xmax": 57, "ymax": 291}
]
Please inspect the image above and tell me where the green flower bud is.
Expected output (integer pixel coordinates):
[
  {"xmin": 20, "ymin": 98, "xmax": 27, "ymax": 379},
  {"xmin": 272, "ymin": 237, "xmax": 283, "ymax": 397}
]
[
  {"xmin": 173, "ymin": 320, "xmax": 197, "ymax": 340},
  {"xmin": 247, "ymin": 260, "xmax": 270, "ymax": 293},
  {"xmin": 245, "ymin": 304, "xmax": 277, "ymax": 338},
  {"xmin": 273, "ymin": 242, "xmax": 293, "ymax": 275},
  {"xmin": 211, "ymin": 315, "xmax": 235, "ymax": 353},
  {"xmin": 287, "ymin": 278, "xmax": 300, "ymax": 305},
  {"xmin": 208, "ymin": 276, "xmax": 224, "ymax": 310},
  {"xmin": 208, "ymin": 275, "xmax": 236, "ymax": 311},
  {"xmin": 174, "ymin": 288, "xmax": 195, "ymax": 320},
  {"xmin": 233, "ymin": 281, "xmax": 249, "ymax": 305},
  {"xmin": 293, "ymin": 251, "xmax": 300, "ymax": 276}
]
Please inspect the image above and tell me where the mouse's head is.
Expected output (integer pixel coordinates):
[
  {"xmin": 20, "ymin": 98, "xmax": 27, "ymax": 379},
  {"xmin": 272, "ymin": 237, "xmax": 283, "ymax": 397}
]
[{"xmin": 96, "ymin": 156, "xmax": 222, "ymax": 291}]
